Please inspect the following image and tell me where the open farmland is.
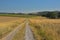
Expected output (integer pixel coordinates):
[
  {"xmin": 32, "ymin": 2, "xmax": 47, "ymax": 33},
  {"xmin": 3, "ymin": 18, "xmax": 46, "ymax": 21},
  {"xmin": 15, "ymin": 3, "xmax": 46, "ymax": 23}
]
[
  {"xmin": 0, "ymin": 16, "xmax": 60, "ymax": 40},
  {"xmin": 0, "ymin": 16, "xmax": 25, "ymax": 39},
  {"xmin": 29, "ymin": 17, "xmax": 60, "ymax": 40}
]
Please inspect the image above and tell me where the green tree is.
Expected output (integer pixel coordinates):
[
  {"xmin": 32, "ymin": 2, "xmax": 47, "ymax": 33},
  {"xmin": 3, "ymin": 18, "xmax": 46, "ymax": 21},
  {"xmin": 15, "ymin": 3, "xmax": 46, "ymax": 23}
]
[{"xmin": 46, "ymin": 12, "xmax": 58, "ymax": 19}]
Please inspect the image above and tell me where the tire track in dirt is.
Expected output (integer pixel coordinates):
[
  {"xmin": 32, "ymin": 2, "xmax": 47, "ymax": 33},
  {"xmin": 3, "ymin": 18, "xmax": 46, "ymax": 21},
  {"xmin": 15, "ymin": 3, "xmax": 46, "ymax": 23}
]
[
  {"xmin": 0, "ymin": 22, "xmax": 25, "ymax": 40},
  {"xmin": 25, "ymin": 20, "xmax": 35, "ymax": 40}
]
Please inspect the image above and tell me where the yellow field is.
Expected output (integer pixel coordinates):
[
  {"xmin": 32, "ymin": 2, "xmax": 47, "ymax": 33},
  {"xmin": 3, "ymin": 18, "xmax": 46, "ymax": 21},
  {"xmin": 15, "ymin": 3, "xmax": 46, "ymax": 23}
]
[
  {"xmin": 29, "ymin": 17, "xmax": 60, "ymax": 40},
  {"xmin": 12, "ymin": 23, "xmax": 25, "ymax": 40},
  {"xmin": 0, "ymin": 16, "xmax": 25, "ymax": 39},
  {"xmin": 0, "ymin": 16, "xmax": 60, "ymax": 40}
]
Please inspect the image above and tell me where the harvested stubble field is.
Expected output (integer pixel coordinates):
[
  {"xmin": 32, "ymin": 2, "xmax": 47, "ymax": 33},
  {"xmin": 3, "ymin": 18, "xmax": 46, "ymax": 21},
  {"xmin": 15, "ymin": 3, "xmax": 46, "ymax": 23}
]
[
  {"xmin": 0, "ymin": 16, "xmax": 25, "ymax": 39},
  {"xmin": 29, "ymin": 17, "xmax": 60, "ymax": 40}
]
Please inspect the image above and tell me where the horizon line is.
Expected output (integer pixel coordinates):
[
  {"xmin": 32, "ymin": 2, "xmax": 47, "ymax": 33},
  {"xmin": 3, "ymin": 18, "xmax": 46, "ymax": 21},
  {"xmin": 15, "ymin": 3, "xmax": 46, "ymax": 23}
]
[{"xmin": 0, "ymin": 10, "xmax": 60, "ymax": 13}]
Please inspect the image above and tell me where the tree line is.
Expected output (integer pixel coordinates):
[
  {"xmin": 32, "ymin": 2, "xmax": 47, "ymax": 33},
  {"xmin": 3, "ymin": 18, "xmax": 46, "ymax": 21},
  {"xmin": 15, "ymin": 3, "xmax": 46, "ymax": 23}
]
[
  {"xmin": 37, "ymin": 11, "xmax": 60, "ymax": 19},
  {"xmin": 0, "ymin": 11, "xmax": 60, "ymax": 19},
  {"xmin": 28, "ymin": 11, "xmax": 60, "ymax": 19}
]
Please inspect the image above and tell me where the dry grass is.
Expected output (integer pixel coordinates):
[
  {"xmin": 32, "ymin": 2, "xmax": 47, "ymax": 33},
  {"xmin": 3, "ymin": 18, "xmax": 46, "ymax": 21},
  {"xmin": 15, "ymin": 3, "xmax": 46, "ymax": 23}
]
[
  {"xmin": 1, "ymin": 16, "xmax": 60, "ymax": 40},
  {"xmin": 0, "ymin": 16, "xmax": 25, "ymax": 39},
  {"xmin": 29, "ymin": 17, "xmax": 60, "ymax": 40},
  {"xmin": 12, "ymin": 22, "xmax": 25, "ymax": 40}
]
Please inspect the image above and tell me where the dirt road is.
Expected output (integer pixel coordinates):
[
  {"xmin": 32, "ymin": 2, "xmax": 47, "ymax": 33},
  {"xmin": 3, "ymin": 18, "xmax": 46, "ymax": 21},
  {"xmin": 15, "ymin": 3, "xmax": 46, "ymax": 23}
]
[
  {"xmin": 1, "ymin": 20, "xmax": 35, "ymax": 40},
  {"xmin": 1, "ymin": 22, "xmax": 24, "ymax": 40},
  {"xmin": 25, "ymin": 20, "xmax": 35, "ymax": 40}
]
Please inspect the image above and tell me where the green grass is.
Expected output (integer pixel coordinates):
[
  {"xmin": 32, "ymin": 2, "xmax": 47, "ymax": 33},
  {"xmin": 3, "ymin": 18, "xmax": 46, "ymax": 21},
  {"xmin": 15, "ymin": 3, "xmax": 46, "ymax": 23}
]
[{"xmin": 0, "ymin": 14, "xmax": 39, "ymax": 18}]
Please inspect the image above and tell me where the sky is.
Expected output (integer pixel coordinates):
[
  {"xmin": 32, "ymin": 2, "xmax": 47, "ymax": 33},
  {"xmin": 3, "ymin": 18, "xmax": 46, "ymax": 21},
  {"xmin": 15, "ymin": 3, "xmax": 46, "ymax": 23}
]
[{"xmin": 0, "ymin": 0, "xmax": 60, "ymax": 13}]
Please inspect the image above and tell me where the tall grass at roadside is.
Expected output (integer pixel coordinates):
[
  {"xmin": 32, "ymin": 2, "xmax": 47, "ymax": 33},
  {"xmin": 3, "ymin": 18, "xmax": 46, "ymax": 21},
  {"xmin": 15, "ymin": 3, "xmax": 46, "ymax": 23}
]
[{"xmin": 29, "ymin": 17, "xmax": 60, "ymax": 40}]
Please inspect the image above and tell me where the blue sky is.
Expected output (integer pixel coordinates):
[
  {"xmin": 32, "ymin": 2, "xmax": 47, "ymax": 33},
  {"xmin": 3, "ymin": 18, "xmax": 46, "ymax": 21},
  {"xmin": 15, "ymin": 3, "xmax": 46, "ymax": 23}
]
[{"xmin": 0, "ymin": 0, "xmax": 60, "ymax": 13}]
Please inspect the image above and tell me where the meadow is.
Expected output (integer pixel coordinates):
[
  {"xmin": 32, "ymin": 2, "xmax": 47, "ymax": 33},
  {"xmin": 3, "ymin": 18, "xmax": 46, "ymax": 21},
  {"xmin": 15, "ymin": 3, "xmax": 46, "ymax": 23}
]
[
  {"xmin": 29, "ymin": 16, "xmax": 60, "ymax": 40},
  {"xmin": 0, "ymin": 16, "xmax": 25, "ymax": 39}
]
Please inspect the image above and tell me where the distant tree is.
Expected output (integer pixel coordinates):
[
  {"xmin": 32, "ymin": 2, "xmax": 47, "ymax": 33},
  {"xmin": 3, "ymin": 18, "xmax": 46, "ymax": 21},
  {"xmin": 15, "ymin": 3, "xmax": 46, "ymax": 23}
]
[
  {"xmin": 28, "ymin": 13, "xmax": 36, "ymax": 15},
  {"xmin": 46, "ymin": 12, "xmax": 52, "ymax": 17},
  {"xmin": 46, "ymin": 12, "xmax": 58, "ymax": 19},
  {"xmin": 28, "ymin": 13, "xmax": 33, "ymax": 15},
  {"xmin": 58, "ymin": 12, "xmax": 60, "ymax": 18},
  {"xmin": 37, "ymin": 11, "xmax": 49, "ymax": 16}
]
